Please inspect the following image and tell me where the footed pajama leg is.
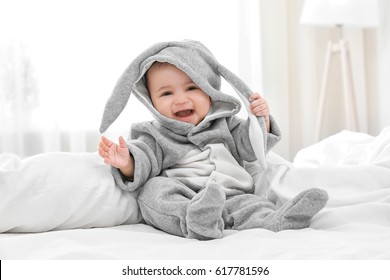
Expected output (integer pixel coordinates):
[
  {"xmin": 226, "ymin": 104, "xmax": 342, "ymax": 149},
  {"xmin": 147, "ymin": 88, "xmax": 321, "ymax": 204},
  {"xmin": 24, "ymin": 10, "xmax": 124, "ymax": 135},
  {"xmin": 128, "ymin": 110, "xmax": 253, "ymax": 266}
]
[
  {"xmin": 225, "ymin": 188, "xmax": 328, "ymax": 232},
  {"xmin": 138, "ymin": 177, "xmax": 225, "ymax": 240}
]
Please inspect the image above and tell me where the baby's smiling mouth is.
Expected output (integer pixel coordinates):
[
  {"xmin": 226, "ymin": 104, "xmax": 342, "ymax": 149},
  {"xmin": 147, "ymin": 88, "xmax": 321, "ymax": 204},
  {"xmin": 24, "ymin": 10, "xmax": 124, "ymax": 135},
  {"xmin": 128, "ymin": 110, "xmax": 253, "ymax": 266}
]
[{"xmin": 175, "ymin": 109, "xmax": 194, "ymax": 118}]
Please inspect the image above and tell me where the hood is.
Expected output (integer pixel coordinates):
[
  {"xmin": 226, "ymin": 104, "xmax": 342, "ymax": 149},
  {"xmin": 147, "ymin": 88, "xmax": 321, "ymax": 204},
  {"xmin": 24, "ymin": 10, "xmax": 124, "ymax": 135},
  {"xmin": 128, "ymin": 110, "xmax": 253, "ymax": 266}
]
[{"xmin": 99, "ymin": 40, "xmax": 268, "ymax": 168}]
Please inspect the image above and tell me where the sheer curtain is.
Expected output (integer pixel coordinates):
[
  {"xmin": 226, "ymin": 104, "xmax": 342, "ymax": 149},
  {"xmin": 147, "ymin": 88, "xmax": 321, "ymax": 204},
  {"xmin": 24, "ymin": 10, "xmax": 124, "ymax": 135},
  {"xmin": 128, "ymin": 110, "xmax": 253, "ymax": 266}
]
[
  {"xmin": 3, "ymin": 0, "xmax": 389, "ymax": 161},
  {"xmin": 257, "ymin": 0, "xmax": 389, "ymax": 160},
  {"xmin": 0, "ymin": 0, "xmax": 246, "ymax": 158}
]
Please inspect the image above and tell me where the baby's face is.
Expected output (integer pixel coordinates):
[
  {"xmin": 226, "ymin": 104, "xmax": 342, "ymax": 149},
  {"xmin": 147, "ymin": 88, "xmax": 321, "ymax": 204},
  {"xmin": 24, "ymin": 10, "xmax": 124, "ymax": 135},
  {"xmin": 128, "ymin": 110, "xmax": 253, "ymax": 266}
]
[{"xmin": 146, "ymin": 63, "xmax": 211, "ymax": 125}]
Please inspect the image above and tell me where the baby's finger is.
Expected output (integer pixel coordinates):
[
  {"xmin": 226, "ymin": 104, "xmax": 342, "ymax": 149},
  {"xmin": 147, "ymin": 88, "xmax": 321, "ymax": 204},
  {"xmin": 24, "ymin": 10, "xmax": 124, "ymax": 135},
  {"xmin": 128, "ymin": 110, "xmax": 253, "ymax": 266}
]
[
  {"xmin": 103, "ymin": 158, "xmax": 113, "ymax": 165},
  {"xmin": 250, "ymin": 100, "xmax": 265, "ymax": 111},
  {"xmin": 251, "ymin": 103, "xmax": 269, "ymax": 116},
  {"xmin": 118, "ymin": 136, "xmax": 127, "ymax": 148},
  {"xmin": 98, "ymin": 139, "xmax": 106, "ymax": 148},
  {"xmin": 249, "ymin": 92, "xmax": 263, "ymax": 101},
  {"xmin": 101, "ymin": 135, "xmax": 113, "ymax": 147},
  {"xmin": 98, "ymin": 141, "xmax": 109, "ymax": 152},
  {"xmin": 98, "ymin": 147, "xmax": 107, "ymax": 158}
]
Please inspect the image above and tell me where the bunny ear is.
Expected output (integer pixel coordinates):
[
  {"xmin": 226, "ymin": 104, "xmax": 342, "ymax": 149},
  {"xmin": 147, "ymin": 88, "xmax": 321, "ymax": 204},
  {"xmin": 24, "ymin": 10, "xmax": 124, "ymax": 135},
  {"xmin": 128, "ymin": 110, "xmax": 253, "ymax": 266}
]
[
  {"xmin": 99, "ymin": 41, "xmax": 174, "ymax": 134},
  {"xmin": 99, "ymin": 70, "xmax": 134, "ymax": 133},
  {"xmin": 218, "ymin": 64, "xmax": 268, "ymax": 169}
]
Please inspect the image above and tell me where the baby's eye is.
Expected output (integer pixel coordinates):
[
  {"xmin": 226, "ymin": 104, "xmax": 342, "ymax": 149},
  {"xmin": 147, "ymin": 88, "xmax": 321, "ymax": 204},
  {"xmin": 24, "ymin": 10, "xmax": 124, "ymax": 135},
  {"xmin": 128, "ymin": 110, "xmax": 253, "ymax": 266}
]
[
  {"xmin": 161, "ymin": 91, "xmax": 172, "ymax": 97},
  {"xmin": 187, "ymin": 86, "xmax": 198, "ymax": 91}
]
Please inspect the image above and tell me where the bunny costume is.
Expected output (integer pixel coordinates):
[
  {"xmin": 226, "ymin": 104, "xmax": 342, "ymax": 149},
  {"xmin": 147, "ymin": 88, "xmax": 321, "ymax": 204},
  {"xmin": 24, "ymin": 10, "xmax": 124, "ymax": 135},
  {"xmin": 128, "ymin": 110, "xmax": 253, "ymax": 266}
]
[{"xmin": 100, "ymin": 40, "xmax": 328, "ymax": 240}]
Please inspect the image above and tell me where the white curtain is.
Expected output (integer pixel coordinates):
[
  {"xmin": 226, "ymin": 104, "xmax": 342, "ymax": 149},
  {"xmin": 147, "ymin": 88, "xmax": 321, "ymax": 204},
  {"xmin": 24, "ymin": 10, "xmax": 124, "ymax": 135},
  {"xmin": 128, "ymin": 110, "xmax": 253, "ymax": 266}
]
[
  {"xmin": 2, "ymin": 0, "xmax": 390, "ymax": 161},
  {"xmin": 257, "ymin": 0, "xmax": 390, "ymax": 160},
  {"xmin": 0, "ymin": 0, "xmax": 243, "ymax": 158}
]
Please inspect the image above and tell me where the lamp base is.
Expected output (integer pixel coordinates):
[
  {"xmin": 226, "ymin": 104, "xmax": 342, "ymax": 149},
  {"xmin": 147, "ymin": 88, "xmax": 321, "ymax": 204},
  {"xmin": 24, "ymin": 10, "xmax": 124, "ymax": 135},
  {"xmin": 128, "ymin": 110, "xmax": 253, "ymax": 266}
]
[{"xmin": 316, "ymin": 38, "xmax": 359, "ymax": 141}]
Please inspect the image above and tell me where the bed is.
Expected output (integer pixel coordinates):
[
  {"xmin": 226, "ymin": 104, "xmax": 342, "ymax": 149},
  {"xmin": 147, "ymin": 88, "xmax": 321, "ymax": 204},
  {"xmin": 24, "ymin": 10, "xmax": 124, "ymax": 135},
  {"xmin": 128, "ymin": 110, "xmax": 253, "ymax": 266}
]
[{"xmin": 1, "ymin": 128, "xmax": 390, "ymax": 260}]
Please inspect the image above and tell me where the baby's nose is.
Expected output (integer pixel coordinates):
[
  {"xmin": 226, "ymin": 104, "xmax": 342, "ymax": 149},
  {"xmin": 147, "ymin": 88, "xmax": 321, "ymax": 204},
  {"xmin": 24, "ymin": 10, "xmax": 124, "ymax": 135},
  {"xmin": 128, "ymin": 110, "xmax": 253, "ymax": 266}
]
[{"xmin": 174, "ymin": 94, "xmax": 189, "ymax": 105}]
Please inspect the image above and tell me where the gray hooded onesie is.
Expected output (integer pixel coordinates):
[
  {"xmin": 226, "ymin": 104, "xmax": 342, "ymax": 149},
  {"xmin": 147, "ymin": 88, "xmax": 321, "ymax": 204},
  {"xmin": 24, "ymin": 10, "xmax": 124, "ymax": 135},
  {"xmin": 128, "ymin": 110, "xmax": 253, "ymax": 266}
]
[{"xmin": 100, "ymin": 40, "xmax": 328, "ymax": 240}]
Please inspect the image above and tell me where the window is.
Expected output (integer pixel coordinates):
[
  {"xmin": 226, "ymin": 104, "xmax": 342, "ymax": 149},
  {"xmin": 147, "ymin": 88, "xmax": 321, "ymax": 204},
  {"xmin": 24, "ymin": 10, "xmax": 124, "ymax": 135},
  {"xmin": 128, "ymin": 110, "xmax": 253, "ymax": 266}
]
[{"xmin": 0, "ymin": 0, "xmax": 247, "ymax": 155}]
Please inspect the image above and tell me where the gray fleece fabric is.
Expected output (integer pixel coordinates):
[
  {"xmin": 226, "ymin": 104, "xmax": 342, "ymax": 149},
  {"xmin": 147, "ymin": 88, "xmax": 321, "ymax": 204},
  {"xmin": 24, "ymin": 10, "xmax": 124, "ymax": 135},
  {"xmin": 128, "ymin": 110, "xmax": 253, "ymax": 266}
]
[
  {"xmin": 99, "ymin": 40, "xmax": 328, "ymax": 240},
  {"xmin": 139, "ymin": 179, "xmax": 328, "ymax": 239}
]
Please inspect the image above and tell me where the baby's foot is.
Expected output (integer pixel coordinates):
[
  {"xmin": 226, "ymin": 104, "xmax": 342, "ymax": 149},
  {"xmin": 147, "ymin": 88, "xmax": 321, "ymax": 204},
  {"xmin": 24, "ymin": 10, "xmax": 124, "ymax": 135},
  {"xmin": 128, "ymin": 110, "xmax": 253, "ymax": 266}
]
[
  {"xmin": 186, "ymin": 183, "xmax": 226, "ymax": 239},
  {"xmin": 265, "ymin": 188, "xmax": 328, "ymax": 231}
]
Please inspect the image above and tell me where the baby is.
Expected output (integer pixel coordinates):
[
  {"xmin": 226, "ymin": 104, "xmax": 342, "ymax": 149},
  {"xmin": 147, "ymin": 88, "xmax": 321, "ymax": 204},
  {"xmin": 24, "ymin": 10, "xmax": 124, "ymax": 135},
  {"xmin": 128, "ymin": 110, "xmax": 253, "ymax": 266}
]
[{"xmin": 99, "ymin": 40, "xmax": 328, "ymax": 240}]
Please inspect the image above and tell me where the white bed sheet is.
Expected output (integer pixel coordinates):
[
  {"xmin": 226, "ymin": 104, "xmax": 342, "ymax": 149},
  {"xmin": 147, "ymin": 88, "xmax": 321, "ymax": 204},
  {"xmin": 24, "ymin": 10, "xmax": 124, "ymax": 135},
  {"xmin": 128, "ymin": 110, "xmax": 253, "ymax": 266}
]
[
  {"xmin": 1, "ymin": 223, "xmax": 390, "ymax": 260},
  {"xmin": 1, "ymin": 128, "xmax": 390, "ymax": 259}
]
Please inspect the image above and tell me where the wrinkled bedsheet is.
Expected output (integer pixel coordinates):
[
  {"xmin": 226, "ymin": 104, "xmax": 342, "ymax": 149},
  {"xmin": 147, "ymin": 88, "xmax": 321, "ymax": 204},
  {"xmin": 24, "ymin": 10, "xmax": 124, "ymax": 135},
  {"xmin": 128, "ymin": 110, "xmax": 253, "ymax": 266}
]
[{"xmin": 1, "ymin": 128, "xmax": 390, "ymax": 259}]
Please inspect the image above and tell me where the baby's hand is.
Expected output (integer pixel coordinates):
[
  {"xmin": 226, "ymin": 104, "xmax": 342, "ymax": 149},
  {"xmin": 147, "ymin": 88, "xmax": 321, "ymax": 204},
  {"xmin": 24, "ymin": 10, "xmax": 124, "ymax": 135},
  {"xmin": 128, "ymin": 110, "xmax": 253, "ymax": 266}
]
[
  {"xmin": 249, "ymin": 93, "xmax": 269, "ymax": 118},
  {"xmin": 249, "ymin": 93, "xmax": 270, "ymax": 132},
  {"xmin": 98, "ymin": 135, "xmax": 131, "ymax": 170}
]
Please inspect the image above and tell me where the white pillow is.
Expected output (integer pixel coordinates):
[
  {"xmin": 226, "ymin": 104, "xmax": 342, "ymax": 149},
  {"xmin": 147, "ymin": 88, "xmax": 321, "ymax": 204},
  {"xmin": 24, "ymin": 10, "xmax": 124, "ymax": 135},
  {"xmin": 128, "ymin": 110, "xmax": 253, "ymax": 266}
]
[{"xmin": 0, "ymin": 152, "xmax": 141, "ymax": 233}]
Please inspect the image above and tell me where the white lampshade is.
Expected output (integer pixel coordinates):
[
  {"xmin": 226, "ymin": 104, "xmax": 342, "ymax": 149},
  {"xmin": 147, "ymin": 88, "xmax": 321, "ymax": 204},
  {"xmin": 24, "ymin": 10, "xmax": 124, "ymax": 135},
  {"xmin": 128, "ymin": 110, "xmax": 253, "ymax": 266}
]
[{"xmin": 300, "ymin": 0, "xmax": 379, "ymax": 27}]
